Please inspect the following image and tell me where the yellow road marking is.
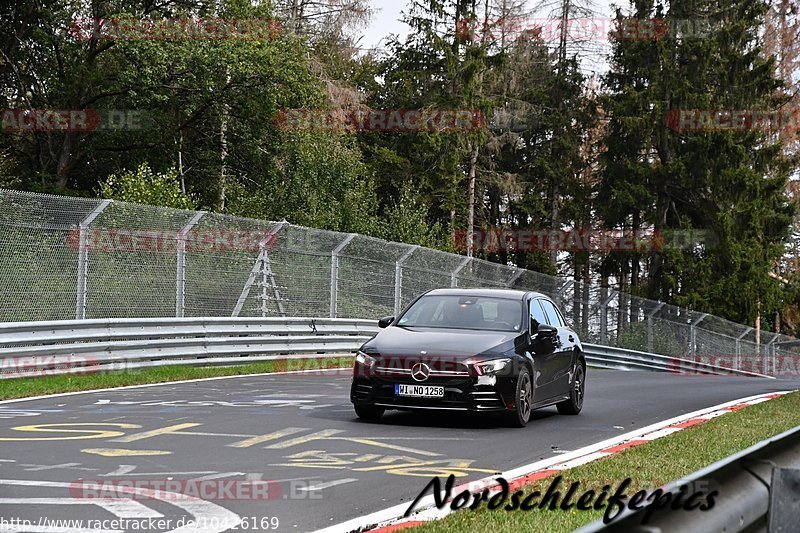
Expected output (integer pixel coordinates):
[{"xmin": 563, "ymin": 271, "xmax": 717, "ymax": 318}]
[
  {"xmin": 339, "ymin": 438, "xmax": 442, "ymax": 457},
  {"xmin": 82, "ymin": 448, "xmax": 173, "ymax": 457},
  {"xmin": 111, "ymin": 423, "xmax": 201, "ymax": 443},
  {"xmin": 352, "ymin": 454, "xmax": 382, "ymax": 462},
  {"xmin": 227, "ymin": 428, "xmax": 307, "ymax": 448},
  {"xmin": 268, "ymin": 464, "xmax": 346, "ymax": 469},
  {"xmin": 264, "ymin": 429, "xmax": 345, "ymax": 449},
  {"xmin": 0, "ymin": 423, "xmax": 140, "ymax": 441}
]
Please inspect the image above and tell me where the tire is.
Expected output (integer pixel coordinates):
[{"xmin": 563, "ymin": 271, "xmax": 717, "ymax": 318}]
[
  {"xmin": 354, "ymin": 404, "xmax": 384, "ymax": 421},
  {"xmin": 557, "ymin": 360, "xmax": 585, "ymax": 415},
  {"xmin": 507, "ymin": 369, "xmax": 533, "ymax": 427}
]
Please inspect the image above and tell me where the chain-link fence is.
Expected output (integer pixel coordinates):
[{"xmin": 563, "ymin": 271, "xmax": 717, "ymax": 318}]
[{"xmin": 1, "ymin": 188, "xmax": 797, "ymax": 376}]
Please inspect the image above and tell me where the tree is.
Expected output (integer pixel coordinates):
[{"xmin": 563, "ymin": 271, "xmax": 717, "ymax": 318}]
[
  {"xmin": 98, "ymin": 163, "xmax": 196, "ymax": 209},
  {"xmin": 599, "ymin": 0, "xmax": 795, "ymax": 325}
]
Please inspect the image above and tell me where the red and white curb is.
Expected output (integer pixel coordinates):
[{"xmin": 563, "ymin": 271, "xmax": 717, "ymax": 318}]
[{"xmin": 313, "ymin": 390, "xmax": 794, "ymax": 533}]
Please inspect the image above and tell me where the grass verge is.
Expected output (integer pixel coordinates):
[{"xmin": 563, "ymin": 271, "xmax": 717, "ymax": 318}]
[
  {"xmin": 414, "ymin": 390, "xmax": 800, "ymax": 533},
  {"xmin": 0, "ymin": 357, "xmax": 353, "ymax": 401}
]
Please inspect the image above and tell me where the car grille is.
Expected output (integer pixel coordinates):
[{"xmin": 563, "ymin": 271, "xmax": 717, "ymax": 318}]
[{"xmin": 372, "ymin": 358, "xmax": 471, "ymax": 381}]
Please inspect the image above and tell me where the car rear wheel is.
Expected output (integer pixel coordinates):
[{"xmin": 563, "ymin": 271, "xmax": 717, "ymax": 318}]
[
  {"xmin": 557, "ymin": 360, "xmax": 585, "ymax": 415},
  {"xmin": 507, "ymin": 369, "xmax": 533, "ymax": 427},
  {"xmin": 354, "ymin": 404, "xmax": 384, "ymax": 421}
]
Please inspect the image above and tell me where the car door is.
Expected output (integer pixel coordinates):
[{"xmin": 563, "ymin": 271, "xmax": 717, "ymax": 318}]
[
  {"xmin": 528, "ymin": 297, "xmax": 559, "ymax": 402},
  {"xmin": 538, "ymin": 298, "xmax": 577, "ymax": 396}
]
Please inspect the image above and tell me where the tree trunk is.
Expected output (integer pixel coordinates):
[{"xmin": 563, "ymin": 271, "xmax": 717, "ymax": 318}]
[{"xmin": 466, "ymin": 140, "xmax": 478, "ymax": 257}]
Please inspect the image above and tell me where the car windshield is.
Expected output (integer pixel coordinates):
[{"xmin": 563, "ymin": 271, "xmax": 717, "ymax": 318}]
[{"xmin": 396, "ymin": 295, "xmax": 523, "ymax": 332}]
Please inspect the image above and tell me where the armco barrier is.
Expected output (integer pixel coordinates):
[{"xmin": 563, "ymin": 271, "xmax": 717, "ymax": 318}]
[
  {"xmin": 0, "ymin": 317, "xmax": 771, "ymax": 379},
  {"xmin": 576, "ymin": 423, "xmax": 800, "ymax": 532}
]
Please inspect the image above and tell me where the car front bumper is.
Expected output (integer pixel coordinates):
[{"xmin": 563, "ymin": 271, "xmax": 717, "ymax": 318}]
[{"xmin": 350, "ymin": 375, "xmax": 517, "ymax": 413}]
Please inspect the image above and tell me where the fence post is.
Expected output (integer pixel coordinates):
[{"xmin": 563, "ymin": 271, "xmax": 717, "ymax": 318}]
[
  {"xmin": 75, "ymin": 200, "xmax": 112, "ymax": 320},
  {"xmin": 175, "ymin": 211, "xmax": 205, "ymax": 317},
  {"xmin": 688, "ymin": 313, "xmax": 708, "ymax": 357},
  {"xmin": 599, "ymin": 290, "xmax": 616, "ymax": 345},
  {"xmin": 556, "ymin": 280, "xmax": 574, "ymax": 309},
  {"xmin": 768, "ymin": 333, "xmax": 779, "ymax": 376},
  {"xmin": 451, "ymin": 257, "xmax": 472, "ymax": 287},
  {"xmin": 646, "ymin": 302, "xmax": 665, "ymax": 353},
  {"xmin": 735, "ymin": 327, "xmax": 753, "ymax": 372},
  {"xmin": 506, "ymin": 269, "xmax": 524, "ymax": 288},
  {"xmin": 329, "ymin": 234, "xmax": 356, "ymax": 318},
  {"xmin": 394, "ymin": 246, "xmax": 418, "ymax": 316}
]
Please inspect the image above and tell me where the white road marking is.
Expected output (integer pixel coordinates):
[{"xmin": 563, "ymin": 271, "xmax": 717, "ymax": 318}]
[
  {"xmin": 296, "ymin": 478, "xmax": 357, "ymax": 491},
  {"xmin": 21, "ymin": 463, "xmax": 94, "ymax": 472},
  {"xmin": 100, "ymin": 465, "xmax": 136, "ymax": 476},
  {"xmin": 190, "ymin": 472, "xmax": 245, "ymax": 481},
  {"xmin": 0, "ymin": 479, "xmax": 240, "ymax": 533},
  {"xmin": 0, "ymin": 525, "xmax": 121, "ymax": 533},
  {"xmin": 0, "ymin": 499, "xmax": 162, "ymax": 518}
]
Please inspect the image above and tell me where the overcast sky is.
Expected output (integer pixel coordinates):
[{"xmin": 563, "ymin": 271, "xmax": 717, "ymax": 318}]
[{"xmin": 358, "ymin": 0, "xmax": 621, "ymax": 76}]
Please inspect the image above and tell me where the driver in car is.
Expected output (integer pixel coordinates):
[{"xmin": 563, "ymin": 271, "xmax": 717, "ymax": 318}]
[{"xmin": 495, "ymin": 300, "xmax": 521, "ymax": 331}]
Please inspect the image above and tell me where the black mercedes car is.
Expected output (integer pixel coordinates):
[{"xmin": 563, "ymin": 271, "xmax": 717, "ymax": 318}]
[{"xmin": 350, "ymin": 288, "xmax": 585, "ymax": 427}]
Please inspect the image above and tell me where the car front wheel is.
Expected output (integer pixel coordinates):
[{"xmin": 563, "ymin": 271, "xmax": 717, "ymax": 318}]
[
  {"xmin": 557, "ymin": 360, "xmax": 585, "ymax": 415},
  {"xmin": 507, "ymin": 369, "xmax": 533, "ymax": 427}
]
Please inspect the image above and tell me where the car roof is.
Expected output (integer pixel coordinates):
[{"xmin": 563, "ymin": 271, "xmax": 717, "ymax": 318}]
[{"xmin": 424, "ymin": 287, "xmax": 549, "ymax": 300}]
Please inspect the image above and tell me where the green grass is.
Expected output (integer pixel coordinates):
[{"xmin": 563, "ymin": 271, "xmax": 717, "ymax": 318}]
[
  {"xmin": 414, "ymin": 390, "xmax": 800, "ymax": 533},
  {"xmin": 0, "ymin": 357, "xmax": 353, "ymax": 401}
]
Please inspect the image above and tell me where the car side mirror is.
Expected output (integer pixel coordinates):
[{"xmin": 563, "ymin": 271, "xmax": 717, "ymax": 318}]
[
  {"xmin": 536, "ymin": 323, "xmax": 558, "ymax": 338},
  {"xmin": 378, "ymin": 316, "xmax": 395, "ymax": 329}
]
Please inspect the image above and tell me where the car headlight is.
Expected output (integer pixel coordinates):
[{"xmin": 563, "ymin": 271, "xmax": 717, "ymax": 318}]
[
  {"xmin": 354, "ymin": 351, "xmax": 377, "ymax": 370},
  {"xmin": 473, "ymin": 358, "xmax": 511, "ymax": 376}
]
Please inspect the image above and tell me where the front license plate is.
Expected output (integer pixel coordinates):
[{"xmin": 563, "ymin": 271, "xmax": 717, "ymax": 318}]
[{"xmin": 395, "ymin": 384, "xmax": 445, "ymax": 398}]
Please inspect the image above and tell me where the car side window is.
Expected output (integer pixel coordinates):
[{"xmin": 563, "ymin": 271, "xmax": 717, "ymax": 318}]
[
  {"xmin": 554, "ymin": 306, "xmax": 568, "ymax": 328},
  {"xmin": 529, "ymin": 299, "xmax": 548, "ymax": 328},
  {"xmin": 539, "ymin": 299, "xmax": 560, "ymax": 327}
]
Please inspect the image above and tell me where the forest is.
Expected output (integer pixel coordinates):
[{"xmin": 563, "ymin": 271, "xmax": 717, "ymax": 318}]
[{"xmin": 1, "ymin": 0, "xmax": 799, "ymax": 332}]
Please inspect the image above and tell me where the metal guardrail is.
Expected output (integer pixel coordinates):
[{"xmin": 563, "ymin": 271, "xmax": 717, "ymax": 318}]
[
  {"xmin": 583, "ymin": 343, "xmax": 772, "ymax": 379},
  {"xmin": 0, "ymin": 317, "xmax": 772, "ymax": 379},
  {"xmin": 576, "ymin": 423, "xmax": 800, "ymax": 532},
  {"xmin": 0, "ymin": 317, "xmax": 378, "ymax": 378}
]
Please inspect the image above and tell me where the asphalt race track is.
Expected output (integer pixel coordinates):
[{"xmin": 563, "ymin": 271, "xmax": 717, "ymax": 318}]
[{"xmin": 0, "ymin": 369, "xmax": 794, "ymax": 533}]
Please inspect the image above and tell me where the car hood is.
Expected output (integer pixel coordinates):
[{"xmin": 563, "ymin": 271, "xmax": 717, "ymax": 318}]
[{"xmin": 362, "ymin": 326, "xmax": 522, "ymax": 360}]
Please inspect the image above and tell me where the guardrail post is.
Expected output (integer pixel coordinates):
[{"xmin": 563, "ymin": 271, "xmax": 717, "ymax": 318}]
[
  {"xmin": 175, "ymin": 211, "xmax": 205, "ymax": 317},
  {"xmin": 75, "ymin": 200, "xmax": 112, "ymax": 319},
  {"xmin": 599, "ymin": 290, "xmax": 616, "ymax": 345},
  {"xmin": 688, "ymin": 313, "xmax": 708, "ymax": 357},
  {"xmin": 330, "ymin": 234, "xmax": 356, "ymax": 318},
  {"xmin": 646, "ymin": 302, "xmax": 665, "ymax": 353},
  {"xmin": 232, "ymin": 221, "xmax": 287, "ymax": 317},
  {"xmin": 394, "ymin": 246, "xmax": 418, "ymax": 316},
  {"xmin": 451, "ymin": 257, "xmax": 472, "ymax": 287},
  {"xmin": 736, "ymin": 327, "xmax": 753, "ymax": 372}
]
